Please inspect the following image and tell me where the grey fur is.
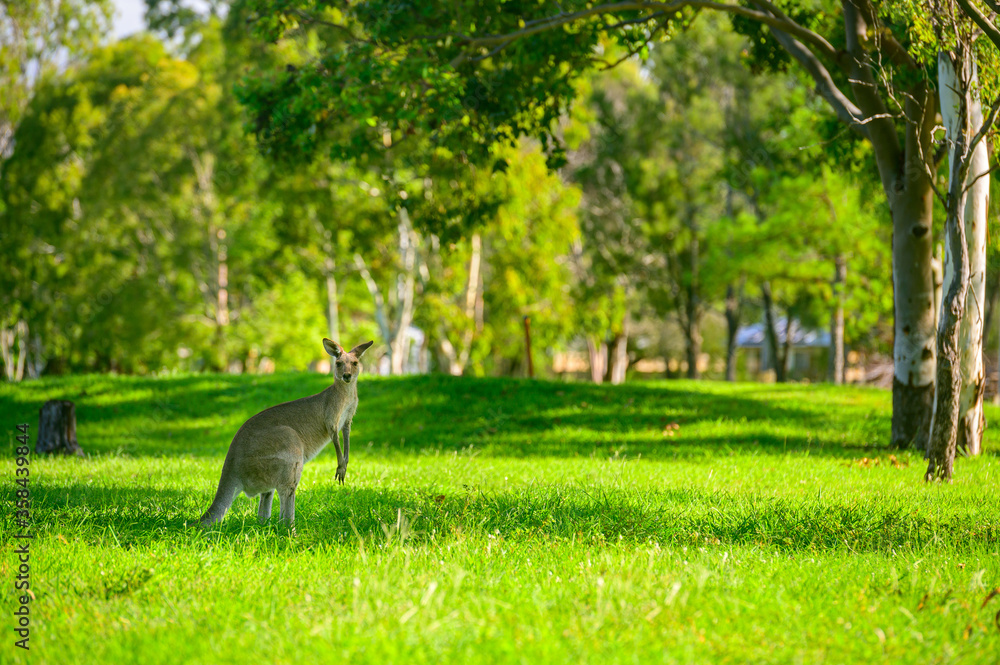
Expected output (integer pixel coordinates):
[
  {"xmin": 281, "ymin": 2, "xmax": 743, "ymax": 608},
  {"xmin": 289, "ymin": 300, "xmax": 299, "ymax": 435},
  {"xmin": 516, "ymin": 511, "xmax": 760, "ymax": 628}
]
[{"xmin": 200, "ymin": 338, "xmax": 374, "ymax": 527}]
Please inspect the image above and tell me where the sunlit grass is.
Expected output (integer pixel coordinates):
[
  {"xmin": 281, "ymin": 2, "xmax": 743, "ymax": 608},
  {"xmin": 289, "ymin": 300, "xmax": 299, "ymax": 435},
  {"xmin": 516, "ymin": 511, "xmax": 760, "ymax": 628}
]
[{"xmin": 1, "ymin": 374, "xmax": 998, "ymax": 663}]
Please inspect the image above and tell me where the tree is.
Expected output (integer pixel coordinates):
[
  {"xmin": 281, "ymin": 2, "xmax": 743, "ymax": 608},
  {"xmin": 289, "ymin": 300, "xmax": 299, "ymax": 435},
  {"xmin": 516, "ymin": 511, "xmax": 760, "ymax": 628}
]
[
  {"xmin": 0, "ymin": 0, "xmax": 112, "ymax": 379},
  {"xmin": 0, "ymin": 0, "xmax": 111, "ymax": 155},
  {"xmin": 755, "ymin": 166, "xmax": 891, "ymax": 381},
  {"xmin": 1, "ymin": 23, "xmax": 331, "ymax": 375},
  {"xmin": 923, "ymin": 0, "xmax": 1000, "ymax": 479},
  {"xmin": 234, "ymin": 0, "xmax": 948, "ymax": 449},
  {"xmin": 565, "ymin": 55, "xmax": 661, "ymax": 383},
  {"xmin": 563, "ymin": 13, "xmax": 888, "ymax": 386}
]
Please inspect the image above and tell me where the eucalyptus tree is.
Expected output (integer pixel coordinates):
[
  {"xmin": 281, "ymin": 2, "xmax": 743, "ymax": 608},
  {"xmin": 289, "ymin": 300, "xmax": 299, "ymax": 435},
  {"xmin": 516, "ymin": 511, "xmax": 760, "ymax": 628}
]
[
  {"xmin": 0, "ymin": 0, "xmax": 111, "ymax": 156},
  {"xmin": 0, "ymin": 0, "xmax": 112, "ymax": 378},
  {"xmin": 1, "ymin": 25, "xmax": 319, "ymax": 373},
  {"xmin": 234, "ymin": 0, "xmax": 948, "ymax": 448},
  {"xmin": 0, "ymin": 36, "xmax": 182, "ymax": 373},
  {"xmin": 565, "ymin": 59, "xmax": 658, "ymax": 383},
  {"xmin": 921, "ymin": 0, "xmax": 1000, "ymax": 478}
]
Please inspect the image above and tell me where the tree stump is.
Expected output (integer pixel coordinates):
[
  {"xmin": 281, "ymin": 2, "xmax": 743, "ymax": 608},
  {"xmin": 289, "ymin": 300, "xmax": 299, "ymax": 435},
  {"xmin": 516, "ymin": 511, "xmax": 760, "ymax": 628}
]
[{"xmin": 37, "ymin": 400, "xmax": 84, "ymax": 456}]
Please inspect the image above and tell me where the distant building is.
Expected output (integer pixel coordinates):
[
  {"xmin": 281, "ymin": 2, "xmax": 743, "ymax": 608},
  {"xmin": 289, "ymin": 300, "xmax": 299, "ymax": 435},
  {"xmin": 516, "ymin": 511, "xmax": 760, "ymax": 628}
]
[{"xmin": 736, "ymin": 318, "xmax": 831, "ymax": 381}]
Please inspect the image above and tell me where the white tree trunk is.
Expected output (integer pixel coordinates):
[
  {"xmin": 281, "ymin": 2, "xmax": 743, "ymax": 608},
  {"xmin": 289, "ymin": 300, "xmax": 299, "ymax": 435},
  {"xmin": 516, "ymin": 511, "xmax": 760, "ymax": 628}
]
[
  {"xmin": 608, "ymin": 325, "xmax": 629, "ymax": 385},
  {"xmin": 324, "ymin": 257, "xmax": 340, "ymax": 376},
  {"xmin": 587, "ymin": 337, "xmax": 606, "ymax": 383},
  {"xmin": 390, "ymin": 209, "xmax": 417, "ymax": 375},
  {"xmin": 354, "ymin": 208, "xmax": 419, "ymax": 376},
  {"xmin": 829, "ymin": 256, "xmax": 846, "ymax": 385},
  {"xmin": 939, "ymin": 53, "xmax": 987, "ymax": 457}
]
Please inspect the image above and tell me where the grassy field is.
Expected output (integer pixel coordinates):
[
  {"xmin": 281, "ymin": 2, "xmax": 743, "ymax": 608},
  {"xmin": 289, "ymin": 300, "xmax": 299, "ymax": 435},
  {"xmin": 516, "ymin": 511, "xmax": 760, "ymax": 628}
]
[{"xmin": 1, "ymin": 372, "xmax": 999, "ymax": 664}]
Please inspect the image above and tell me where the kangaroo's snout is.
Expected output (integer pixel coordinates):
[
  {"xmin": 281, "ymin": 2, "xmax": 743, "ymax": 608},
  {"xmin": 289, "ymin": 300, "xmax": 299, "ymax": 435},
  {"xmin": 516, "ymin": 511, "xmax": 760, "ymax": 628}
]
[{"xmin": 343, "ymin": 373, "xmax": 352, "ymax": 382}]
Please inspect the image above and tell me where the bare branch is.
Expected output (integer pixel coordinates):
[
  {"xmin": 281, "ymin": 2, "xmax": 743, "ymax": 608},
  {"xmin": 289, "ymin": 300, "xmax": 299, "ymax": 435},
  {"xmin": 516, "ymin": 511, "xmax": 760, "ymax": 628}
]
[
  {"xmin": 289, "ymin": 9, "xmax": 363, "ymax": 42},
  {"xmin": 353, "ymin": 253, "xmax": 392, "ymax": 344},
  {"xmin": 434, "ymin": 1, "xmax": 842, "ymax": 67},
  {"xmin": 956, "ymin": 0, "xmax": 1000, "ymax": 55},
  {"xmin": 765, "ymin": 28, "xmax": 869, "ymax": 138},
  {"xmin": 963, "ymin": 162, "xmax": 1000, "ymax": 194},
  {"xmin": 842, "ymin": 2, "xmax": 902, "ymax": 167}
]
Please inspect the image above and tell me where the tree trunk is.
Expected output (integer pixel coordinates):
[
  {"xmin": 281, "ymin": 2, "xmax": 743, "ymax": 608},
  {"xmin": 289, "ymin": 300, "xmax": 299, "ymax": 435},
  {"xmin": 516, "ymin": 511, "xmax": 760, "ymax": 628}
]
[
  {"xmin": 587, "ymin": 337, "xmax": 606, "ymax": 384},
  {"xmin": 686, "ymin": 214, "xmax": 701, "ymax": 380},
  {"xmin": 354, "ymin": 208, "xmax": 418, "ymax": 375},
  {"xmin": 994, "ymin": 268, "xmax": 1000, "ymax": 405},
  {"xmin": 390, "ymin": 209, "xmax": 417, "ymax": 375},
  {"xmin": 887, "ymin": 99, "xmax": 938, "ymax": 450},
  {"xmin": 889, "ymin": 196, "xmax": 937, "ymax": 449},
  {"xmin": 37, "ymin": 400, "xmax": 83, "ymax": 456},
  {"xmin": 927, "ymin": 49, "xmax": 976, "ymax": 481},
  {"xmin": 829, "ymin": 255, "xmax": 846, "ymax": 384},
  {"xmin": 982, "ymin": 267, "xmax": 998, "ymax": 366},
  {"xmin": 724, "ymin": 282, "xmax": 743, "ymax": 382},
  {"xmin": 2, "ymin": 320, "xmax": 29, "ymax": 382},
  {"xmin": 438, "ymin": 337, "xmax": 464, "ymax": 376},
  {"xmin": 0, "ymin": 325, "xmax": 13, "ymax": 381},
  {"xmin": 928, "ymin": 236, "xmax": 967, "ymax": 482},
  {"xmin": 723, "ymin": 185, "xmax": 742, "ymax": 383},
  {"xmin": 215, "ymin": 227, "xmax": 229, "ymax": 370},
  {"xmin": 607, "ymin": 317, "xmax": 629, "ymax": 385},
  {"xmin": 933, "ymin": 243, "xmax": 944, "ymax": 330},
  {"xmin": 761, "ymin": 281, "xmax": 784, "ymax": 382},
  {"xmin": 323, "ymin": 255, "xmax": 341, "ymax": 376},
  {"xmin": 939, "ymin": 55, "xmax": 988, "ymax": 457},
  {"xmin": 603, "ymin": 335, "xmax": 616, "ymax": 383},
  {"xmin": 683, "ymin": 314, "xmax": 701, "ymax": 380},
  {"xmin": 431, "ymin": 233, "xmax": 482, "ymax": 377},
  {"xmin": 523, "ymin": 316, "xmax": 534, "ymax": 379},
  {"xmin": 25, "ymin": 332, "xmax": 44, "ymax": 379},
  {"xmin": 781, "ymin": 311, "xmax": 794, "ymax": 383}
]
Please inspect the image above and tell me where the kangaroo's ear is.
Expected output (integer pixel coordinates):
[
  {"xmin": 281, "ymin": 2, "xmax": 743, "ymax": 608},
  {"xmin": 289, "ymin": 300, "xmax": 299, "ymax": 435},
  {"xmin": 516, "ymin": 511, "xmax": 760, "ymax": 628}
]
[
  {"xmin": 323, "ymin": 338, "xmax": 343, "ymax": 358},
  {"xmin": 350, "ymin": 340, "xmax": 374, "ymax": 358}
]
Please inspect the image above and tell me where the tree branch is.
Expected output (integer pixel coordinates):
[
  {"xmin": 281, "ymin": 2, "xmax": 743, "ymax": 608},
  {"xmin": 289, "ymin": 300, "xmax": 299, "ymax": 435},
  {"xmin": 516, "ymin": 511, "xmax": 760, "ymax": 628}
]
[
  {"xmin": 765, "ymin": 28, "xmax": 869, "ymax": 138},
  {"xmin": 956, "ymin": 0, "xmax": 1000, "ymax": 51},
  {"xmin": 353, "ymin": 253, "xmax": 392, "ymax": 344},
  {"xmin": 840, "ymin": 2, "xmax": 903, "ymax": 178},
  {"xmin": 437, "ymin": 1, "xmax": 842, "ymax": 66}
]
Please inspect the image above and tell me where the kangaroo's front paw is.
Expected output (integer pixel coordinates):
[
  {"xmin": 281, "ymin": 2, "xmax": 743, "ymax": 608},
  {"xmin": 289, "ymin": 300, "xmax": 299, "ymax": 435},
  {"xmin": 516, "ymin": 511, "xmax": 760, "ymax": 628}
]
[{"xmin": 336, "ymin": 465, "xmax": 347, "ymax": 484}]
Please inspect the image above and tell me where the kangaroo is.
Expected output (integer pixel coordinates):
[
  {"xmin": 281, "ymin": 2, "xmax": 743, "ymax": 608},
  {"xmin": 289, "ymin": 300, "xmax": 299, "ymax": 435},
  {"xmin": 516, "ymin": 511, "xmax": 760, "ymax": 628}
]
[{"xmin": 200, "ymin": 338, "xmax": 374, "ymax": 527}]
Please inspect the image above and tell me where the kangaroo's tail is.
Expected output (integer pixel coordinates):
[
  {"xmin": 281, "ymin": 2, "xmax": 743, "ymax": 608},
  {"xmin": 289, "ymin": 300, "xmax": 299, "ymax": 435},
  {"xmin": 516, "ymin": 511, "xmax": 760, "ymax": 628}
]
[{"xmin": 200, "ymin": 460, "xmax": 240, "ymax": 526}]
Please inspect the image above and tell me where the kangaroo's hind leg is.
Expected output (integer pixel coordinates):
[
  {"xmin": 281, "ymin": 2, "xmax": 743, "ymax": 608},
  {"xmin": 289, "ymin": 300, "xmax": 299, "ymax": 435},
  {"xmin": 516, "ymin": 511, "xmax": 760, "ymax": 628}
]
[
  {"xmin": 277, "ymin": 460, "xmax": 303, "ymax": 526},
  {"xmin": 258, "ymin": 491, "xmax": 275, "ymax": 522}
]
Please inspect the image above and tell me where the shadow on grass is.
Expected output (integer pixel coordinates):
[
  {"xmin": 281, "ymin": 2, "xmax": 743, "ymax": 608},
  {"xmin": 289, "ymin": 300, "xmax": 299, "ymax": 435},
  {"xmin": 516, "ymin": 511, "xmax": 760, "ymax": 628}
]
[
  {"xmin": 0, "ymin": 374, "xmax": 897, "ymax": 460},
  {"xmin": 31, "ymin": 478, "xmax": 998, "ymax": 556}
]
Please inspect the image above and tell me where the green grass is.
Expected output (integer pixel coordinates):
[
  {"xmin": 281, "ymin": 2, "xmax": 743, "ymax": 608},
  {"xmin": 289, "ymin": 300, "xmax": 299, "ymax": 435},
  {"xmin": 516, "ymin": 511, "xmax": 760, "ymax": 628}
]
[{"xmin": 1, "ymin": 373, "xmax": 999, "ymax": 664}]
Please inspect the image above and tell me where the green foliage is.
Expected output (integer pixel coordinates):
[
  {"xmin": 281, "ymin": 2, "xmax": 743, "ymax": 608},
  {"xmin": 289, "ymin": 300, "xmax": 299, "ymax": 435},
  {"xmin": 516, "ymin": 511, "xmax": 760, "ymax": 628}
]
[
  {"xmin": 0, "ymin": 0, "xmax": 112, "ymax": 153},
  {"xmin": 563, "ymin": 13, "xmax": 891, "ymax": 362},
  {"xmin": 478, "ymin": 144, "xmax": 580, "ymax": 373},
  {"xmin": 408, "ymin": 141, "xmax": 580, "ymax": 376},
  {"xmin": 233, "ymin": 0, "xmax": 700, "ymax": 173},
  {"xmin": 0, "ymin": 2, "xmax": 914, "ymax": 378},
  {"xmin": 1, "ymin": 26, "xmax": 316, "ymax": 373},
  {"xmin": 756, "ymin": 166, "xmax": 891, "ymax": 342}
]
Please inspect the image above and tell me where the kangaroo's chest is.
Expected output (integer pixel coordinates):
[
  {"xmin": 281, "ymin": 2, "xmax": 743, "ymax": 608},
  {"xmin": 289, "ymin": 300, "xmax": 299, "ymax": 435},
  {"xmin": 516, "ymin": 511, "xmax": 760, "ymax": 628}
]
[{"xmin": 326, "ymin": 395, "xmax": 358, "ymax": 437}]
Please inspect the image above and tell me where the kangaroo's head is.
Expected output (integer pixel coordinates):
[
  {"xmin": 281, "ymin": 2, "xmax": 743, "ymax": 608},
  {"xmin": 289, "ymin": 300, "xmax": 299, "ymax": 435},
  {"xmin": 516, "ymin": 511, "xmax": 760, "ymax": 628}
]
[{"xmin": 323, "ymin": 338, "xmax": 374, "ymax": 384}]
